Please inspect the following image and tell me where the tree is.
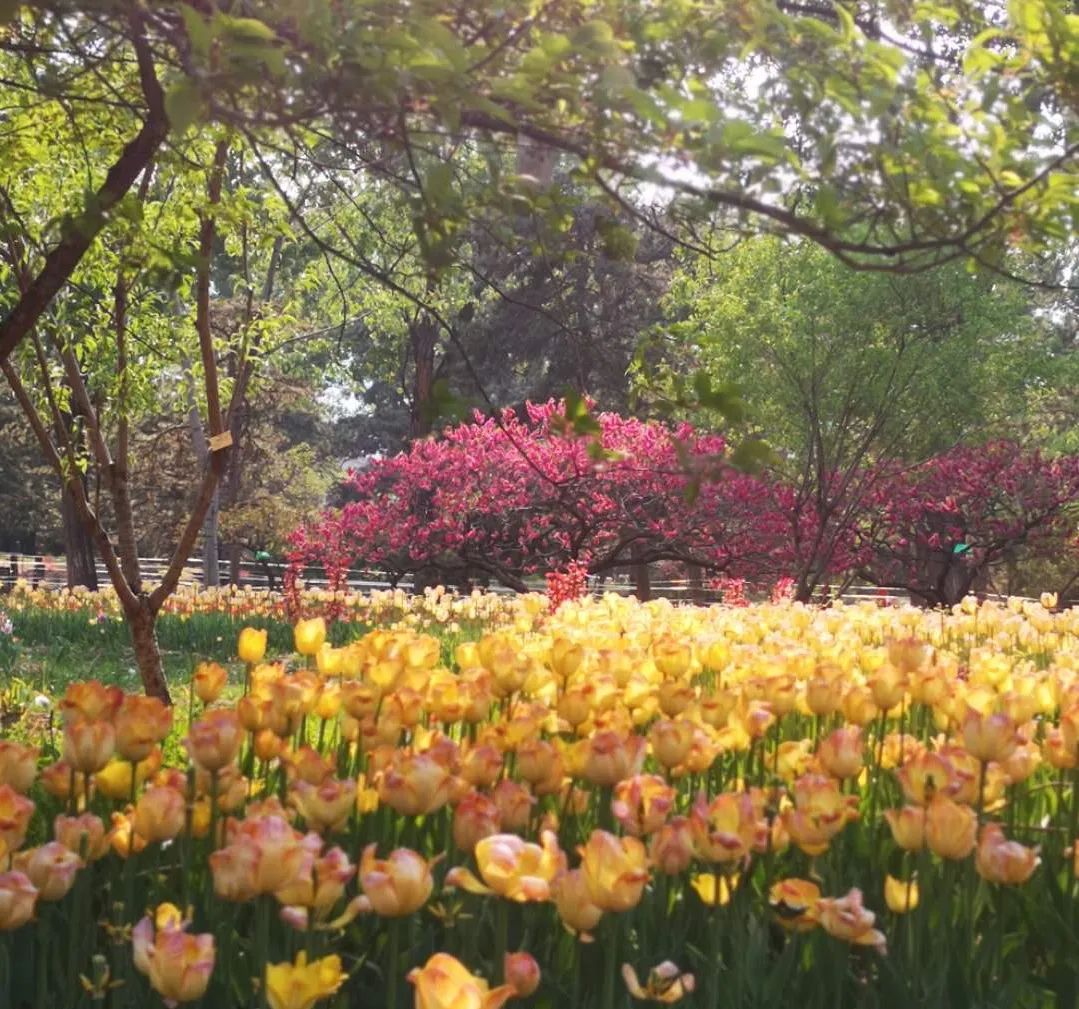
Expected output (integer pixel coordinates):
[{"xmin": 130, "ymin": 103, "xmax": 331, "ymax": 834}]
[
  {"xmin": 644, "ymin": 237, "xmax": 1054, "ymax": 599},
  {"xmin": 291, "ymin": 402, "xmax": 784, "ymax": 593},
  {"xmin": 1, "ymin": 1, "xmax": 1076, "ymax": 694},
  {"xmin": 858, "ymin": 442, "xmax": 1079, "ymax": 606}
]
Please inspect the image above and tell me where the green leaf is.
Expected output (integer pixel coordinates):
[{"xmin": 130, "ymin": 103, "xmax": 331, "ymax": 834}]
[
  {"xmin": 180, "ymin": 7, "xmax": 214, "ymax": 58},
  {"xmin": 164, "ymin": 79, "xmax": 202, "ymax": 136},
  {"xmin": 729, "ymin": 437, "xmax": 774, "ymax": 473}
]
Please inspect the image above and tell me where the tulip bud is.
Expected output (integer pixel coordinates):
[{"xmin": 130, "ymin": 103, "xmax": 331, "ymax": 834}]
[
  {"xmin": 504, "ymin": 952, "xmax": 541, "ymax": 997},
  {"xmin": 13, "ymin": 842, "xmax": 81, "ymax": 901},
  {"xmin": 293, "ymin": 618, "xmax": 326, "ymax": 657},
  {"xmin": 0, "ymin": 871, "xmax": 38, "ymax": 930}
]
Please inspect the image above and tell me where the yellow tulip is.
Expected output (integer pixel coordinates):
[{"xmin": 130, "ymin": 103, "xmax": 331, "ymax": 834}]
[
  {"xmin": 883, "ymin": 875, "xmax": 919, "ymax": 913},
  {"xmin": 265, "ymin": 952, "xmax": 347, "ymax": 1009},
  {"xmin": 293, "ymin": 618, "xmax": 327, "ymax": 658},
  {"xmin": 580, "ymin": 829, "xmax": 649, "ymax": 912},
  {"xmin": 238, "ymin": 626, "xmax": 269, "ymax": 664},
  {"xmin": 446, "ymin": 831, "xmax": 563, "ymax": 903}
]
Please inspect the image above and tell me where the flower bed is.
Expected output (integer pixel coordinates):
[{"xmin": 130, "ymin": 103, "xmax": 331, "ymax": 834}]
[{"xmin": 0, "ymin": 593, "xmax": 1076, "ymax": 1008}]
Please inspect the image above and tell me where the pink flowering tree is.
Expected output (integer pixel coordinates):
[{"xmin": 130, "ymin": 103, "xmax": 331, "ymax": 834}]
[
  {"xmin": 290, "ymin": 401, "xmax": 787, "ymax": 592},
  {"xmin": 858, "ymin": 443, "xmax": 1079, "ymax": 606}
]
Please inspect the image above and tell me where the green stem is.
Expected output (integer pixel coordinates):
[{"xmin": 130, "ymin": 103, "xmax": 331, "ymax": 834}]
[
  {"xmin": 601, "ymin": 915, "xmax": 619, "ymax": 1009},
  {"xmin": 387, "ymin": 917, "xmax": 402, "ymax": 1009}
]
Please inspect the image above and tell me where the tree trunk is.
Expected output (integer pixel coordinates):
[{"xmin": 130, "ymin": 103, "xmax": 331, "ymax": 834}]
[
  {"xmin": 186, "ymin": 370, "xmax": 220, "ymax": 587},
  {"xmin": 632, "ymin": 545, "xmax": 651, "ymax": 601},
  {"xmin": 409, "ymin": 314, "xmax": 438, "ymax": 439},
  {"xmin": 126, "ymin": 599, "xmax": 170, "ymax": 703},
  {"xmin": 61, "ymin": 481, "xmax": 98, "ymax": 589}
]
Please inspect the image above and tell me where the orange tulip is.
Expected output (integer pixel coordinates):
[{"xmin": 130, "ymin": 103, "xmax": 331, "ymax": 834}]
[
  {"xmin": 550, "ymin": 867, "xmax": 604, "ymax": 938},
  {"xmin": 59, "ymin": 679, "xmax": 123, "ymax": 724},
  {"xmin": 768, "ymin": 878, "xmax": 821, "ymax": 932},
  {"xmin": 883, "ymin": 805, "xmax": 926, "ymax": 851},
  {"xmin": 13, "ymin": 842, "xmax": 81, "ymax": 901},
  {"xmin": 63, "ymin": 719, "xmax": 115, "ymax": 774},
  {"xmin": 275, "ymin": 841, "xmax": 355, "ymax": 919},
  {"xmin": 0, "ymin": 783, "xmax": 35, "ymax": 852},
  {"xmin": 133, "ymin": 785, "xmax": 186, "ymax": 843},
  {"xmin": 691, "ymin": 791, "xmax": 767, "ymax": 863},
  {"xmin": 962, "ymin": 708, "xmax": 1017, "ymax": 764},
  {"xmin": 54, "ymin": 813, "xmax": 112, "ymax": 861},
  {"xmin": 193, "ymin": 661, "xmax": 229, "ymax": 704},
  {"xmin": 650, "ymin": 719, "xmax": 695, "ymax": 770},
  {"xmin": 925, "ymin": 796, "xmax": 977, "ymax": 860},
  {"xmin": 504, "ymin": 952, "xmax": 540, "ymax": 997},
  {"xmin": 817, "ymin": 726, "xmax": 864, "ymax": 780},
  {"xmin": 816, "ymin": 888, "xmax": 886, "ymax": 953},
  {"xmin": 896, "ymin": 751, "xmax": 957, "ymax": 805},
  {"xmin": 358, "ymin": 843, "xmax": 434, "ymax": 916},
  {"xmin": 408, "ymin": 953, "xmax": 516, "ymax": 1009},
  {"xmin": 975, "ymin": 824, "xmax": 1040, "ymax": 884},
  {"xmin": 210, "ymin": 814, "xmax": 305, "ymax": 900},
  {"xmin": 0, "ymin": 741, "xmax": 38, "ymax": 793},
  {"xmin": 185, "ymin": 709, "xmax": 244, "ymax": 773},
  {"xmin": 612, "ymin": 774, "xmax": 675, "ymax": 837},
  {"xmin": 649, "ymin": 816, "xmax": 695, "ymax": 876},
  {"xmin": 580, "ymin": 829, "xmax": 650, "ymax": 912},
  {"xmin": 379, "ymin": 751, "xmax": 452, "ymax": 816},
  {"xmin": 114, "ymin": 695, "xmax": 172, "ymax": 763},
  {"xmin": 291, "ymin": 777, "xmax": 356, "ymax": 835},
  {"xmin": 283, "ymin": 746, "xmax": 336, "ymax": 786},
  {"xmin": 622, "ymin": 961, "xmax": 696, "ymax": 1003},
  {"xmin": 0, "ymin": 871, "xmax": 38, "ymax": 930},
  {"xmin": 580, "ymin": 731, "xmax": 646, "ymax": 788},
  {"xmin": 453, "ymin": 791, "xmax": 501, "ymax": 852},
  {"xmin": 490, "ymin": 779, "xmax": 535, "ymax": 832},
  {"xmin": 446, "ymin": 831, "xmax": 563, "ymax": 902},
  {"xmin": 133, "ymin": 904, "xmax": 215, "ymax": 1006}
]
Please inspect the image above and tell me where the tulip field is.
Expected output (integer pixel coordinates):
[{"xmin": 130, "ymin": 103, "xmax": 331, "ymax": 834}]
[{"xmin": 1, "ymin": 588, "xmax": 1078, "ymax": 1009}]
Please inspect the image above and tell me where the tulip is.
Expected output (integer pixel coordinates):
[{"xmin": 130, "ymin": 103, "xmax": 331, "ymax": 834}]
[
  {"xmin": 691, "ymin": 791, "xmax": 767, "ymax": 863},
  {"xmin": 580, "ymin": 731, "xmax": 646, "ymax": 788},
  {"xmin": 13, "ymin": 842, "xmax": 81, "ymax": 901},
  {"xmin": 408, "ymin": 953, "xmax": 515, "ymax": 1009},
  {"xmin": 612, "ymin": 775, "xmax": 675, "ymax": 837},
  {"xmin": 110, "ymin": 810, "xmax": 149, "ymax": 858},
  {"xmin": 0, "ymin": 741, "xmax": 38, "ymax": 793},
  {"xmin": 54, "ymin": 813, "xmax": 112, "ymax": 861},
  {"xmin": 59, "ymin": 679, "xmax": 123, "ymax": 724},
  {"xmin": 453, "ymin": 791, "xmax": 501, "ymax": 852},
  {"xmin": 291, "ymin": 777, "xmax": 356, "ymax": 835},
  {"xmin": 504, "ymin": 952, "xmax": 540, "ymax": 997},
  {"xmin": 768, "ymin": 878, "xmax": 821, "ymax": 932},
  {"xmin": 884, "ymin": 875, "xmax": 919, "ymax": 913},
  {"xmin": 975, "ymin": 824, "xmax": 1040, "ymax": 884},
  {"xmin": 925, "ymin": 796, "xmax": 977, "ymax": 860},
  {"xmin": 460, "ymin": 744, "xmax": 503, "ymax": 789},
  {"xmin": 358, "ymin": 843, "xmax": 434, "ymax": 916},
  {"xmin": 446, "ymin": 831, "xmax": 563, "ymax": 902},
  {"xmin": 622, "ymin": 961, "xmax": 696, "ymax": 1003},
  {"xmin": 962, "ymin": 708, "xmax": 1018, "ymax": 764},
  {"xmin": 650, "ymin": 719, "xmax": 695, "ymax": 770},
  {"xmin": 132, "ymin": 904, "xmax": 215, "ymax": 1006},
  {"xmin": 0, "ymin": 871, "xmax": 38, "ymax": 930},
  {"xmin": 649, "ymin": 816, "xmax": 695, "ymax": 876},
  {"xmin": 550, "ymin": 867, "xmax": 604, "ymax": 938},
  {"xmin": 689, "ymin": 872, "xmax": 739, "ymax": 907},
  {"xmin": 653, "ymin": 638, "xmax": 692, "ymax": 678},
  {"xmin": 293, "ymin": 618, "xmax": 327, "ymax": 657},
  {"xmin": 817, "ymin": 726, "xmax": 864, "ymax": 780},
  {"xmin": 515, "ymin": 739, "xmax": 563, "ymax": 794},
  {"xmin": 193, "ymin": 661, "xmax": 228, "ymax": 704},
  {"xmin": 490, "ymin": 779, "xmax": 534, "ymax": 832},
  {"xmin": 133, "ymin": 785, "xmax": 186, "ymax": 843},
  {"xmin": 805, "ymin": 676, "xmax": 843, "ymax": 717},
  {"xmin": 0, "ymin": 783, "xmax": 35, "ymax": 853},
  {"xmin": 883, "ymin": 805, "xmax": 926, "ymax": 851},
  {"xmin": 185, "ymin": 709, "xmax": 244, "ymax": 773},
  {"xmin": 816, "ymin": 888, "xmax": 886, "ymax": 953},
  {"xmin": 63, "ymin": 719, "xmax": 115, "ymax": 774},
  {"xmin": 114, "ymin": 694, "xmax": 172, "ymax": 763},
  {"xmin": 379, "ymin": 751, "xmax": 452, "ymax": 816},
  {"xmin": 276, "ymin": 841, "xmax": 356, "ymax": 919},
  {"xmin": 896, "ymin": 751, "xmax": 956, "ymax": 805},
  {"xmin": 238, "ymin": 626, "xmax": 269, "ymax": 665},
  {"xmin": 580, "ymin": 829, "xmax": 650, "ymax": 912},
  {"xmin": 210, "ymin": 814, "xmax": 304, "ymax": 900},
  {"xmin": 96, "ymin": 749, "xmax": 162, "ymax": 801}
]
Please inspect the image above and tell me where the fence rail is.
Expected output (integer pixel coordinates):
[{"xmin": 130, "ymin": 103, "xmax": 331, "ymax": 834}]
[{"xmin": 3, "ymin": 551, "xmax": 1021, "ymax": 608}]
